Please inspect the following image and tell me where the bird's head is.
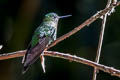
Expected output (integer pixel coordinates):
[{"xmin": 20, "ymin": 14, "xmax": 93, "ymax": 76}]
[
  {"xmin": 43, "ymin": 12, "xmax": 72, "ymax": 23},
  {"xmin": 43, "ymin": 13, "xmax": 59, "ymax": 22}
]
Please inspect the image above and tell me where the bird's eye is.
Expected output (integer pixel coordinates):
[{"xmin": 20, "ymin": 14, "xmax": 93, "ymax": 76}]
[{"xmin": 53, "ymin": 16, "xmax": 56, "ymax": 19}]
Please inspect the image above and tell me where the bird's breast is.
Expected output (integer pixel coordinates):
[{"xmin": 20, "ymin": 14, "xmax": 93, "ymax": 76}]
[{"xmin": 45, "ymin": 21, "xmax": 58, "ymax": 29}]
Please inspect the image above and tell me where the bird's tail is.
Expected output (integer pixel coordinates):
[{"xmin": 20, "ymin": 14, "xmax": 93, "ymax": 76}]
[{"xmin": 22, "ymin": 65, "xmax": 29, "ymax": 74}]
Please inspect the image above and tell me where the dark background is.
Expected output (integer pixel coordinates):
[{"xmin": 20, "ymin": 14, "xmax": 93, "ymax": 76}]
[{"xmin": 0, "ymin": 0, "xmax": 120, "ymax": 80}]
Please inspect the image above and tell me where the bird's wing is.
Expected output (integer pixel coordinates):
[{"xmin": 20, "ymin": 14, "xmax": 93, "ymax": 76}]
[{"xmin": 22, "ymin": 36, "xmax": 49, "ymax": 73}]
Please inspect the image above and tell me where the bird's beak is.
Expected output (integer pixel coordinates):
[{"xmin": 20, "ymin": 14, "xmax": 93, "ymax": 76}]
[{"xmin": 59, "ymin": 15, "xmax": 72, "ymax": 18}]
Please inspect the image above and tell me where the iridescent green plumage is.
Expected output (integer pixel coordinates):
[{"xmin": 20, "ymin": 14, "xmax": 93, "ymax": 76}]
[
  {"xmin": 22, "ymin": 13, "xmax": 58, "ymax": 73},
  {"xmin": 31, "ymin": 13, "xmax": 58, "ymax": 47},
  {"xmin": 31, "ymin": 23, "xmax": 56, "ymax": 47},
  {"xmin": 22, "ymin": 12, "xmax": 71, "ymax": 74}
]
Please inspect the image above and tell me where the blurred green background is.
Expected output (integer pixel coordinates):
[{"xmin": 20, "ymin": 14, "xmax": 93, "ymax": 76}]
[{"xmin": 0, "ymin": 0, "xmax": 120, "ymax": 80}]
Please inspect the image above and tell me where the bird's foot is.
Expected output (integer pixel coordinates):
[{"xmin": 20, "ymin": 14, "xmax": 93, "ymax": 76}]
[{"xmin": 40, "ymin": 54, "xmax": 46, "ymax": 73}]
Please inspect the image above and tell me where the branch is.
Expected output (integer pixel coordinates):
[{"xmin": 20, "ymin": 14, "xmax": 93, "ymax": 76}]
[
  {"xmin": 1, "ymin": 1, "xmax": 119, "ymax": 60},
  {"xmin": 46, "ymin": 1, "xmax": 120, "ymax": 50},
  {"xmin": 92, "ymin": 0, "xmax": 112, "ymax": 80},
  {"xmin": 0, "ymin": 50, "xmax": 120, "ymax": 77},
  {"xmin": 0, "ymin": 50, "xmax": 26, "ymax": 60},
  {"xmin": 0, "ymin": 1, "xmax": 120, "ymax": 78},
  {"xmin": 44, "ymin": 51, "xmax": 120, "ymax": 77}
]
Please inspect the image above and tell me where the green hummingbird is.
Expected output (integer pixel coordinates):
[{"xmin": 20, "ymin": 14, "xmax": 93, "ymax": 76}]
[{"xmin": 22, "ymin": 12, "xmax": 71, "ymax": 74}]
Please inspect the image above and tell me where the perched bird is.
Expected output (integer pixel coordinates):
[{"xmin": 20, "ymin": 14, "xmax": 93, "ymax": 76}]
[{"xmin": 22, "ymin": 12, "xmax": 71, "ymax": 74}]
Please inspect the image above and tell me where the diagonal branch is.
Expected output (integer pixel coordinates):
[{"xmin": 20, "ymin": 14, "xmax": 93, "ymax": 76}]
[
  {"xmin": 0, "ymin": 1, "xmax": 120, "ymax": 79},
  {"xmin": 44, "ymin": 51, "xmax": 120, "ymax": 77},
  {"xmin": 92, "ymin": 0, "xmax": 112, "ymax": 80},
  {"xmin": 46, "ymin": 1, "xmax": 120, "ymax": 50},
  {"xmin": 0, "ymin": 50, "xmax": 120, "ymax": 77}
]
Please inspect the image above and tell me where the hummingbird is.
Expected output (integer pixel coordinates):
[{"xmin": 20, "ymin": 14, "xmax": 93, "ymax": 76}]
[{"xmin": 22, "ymin": 12, "xmax": 71, "ymax": 74}]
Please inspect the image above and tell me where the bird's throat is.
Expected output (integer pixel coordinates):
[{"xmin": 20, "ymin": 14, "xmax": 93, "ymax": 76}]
[{"xmin": 44, "ymin": 21, "xmax": 58, "ymax": 28}]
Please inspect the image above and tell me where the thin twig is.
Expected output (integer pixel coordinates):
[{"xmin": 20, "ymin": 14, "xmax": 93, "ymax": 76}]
[
  {"xmin": 92, "ymin": 0, "xmax": 112, "ymax": 80},
  {"xmin": 0, "ymin": 1, "xmax": 120, "ymax": 78},
  {"xmin": 0, "ymin": 50, "xmax": 120, "ymax": 77},
  {"xmin": 44, "ymin": 51, "xmax": 120, "ymax": 77},
  {"xmin": 46, "ymin": 1, "xmax": 120, "ymax": 50}
]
